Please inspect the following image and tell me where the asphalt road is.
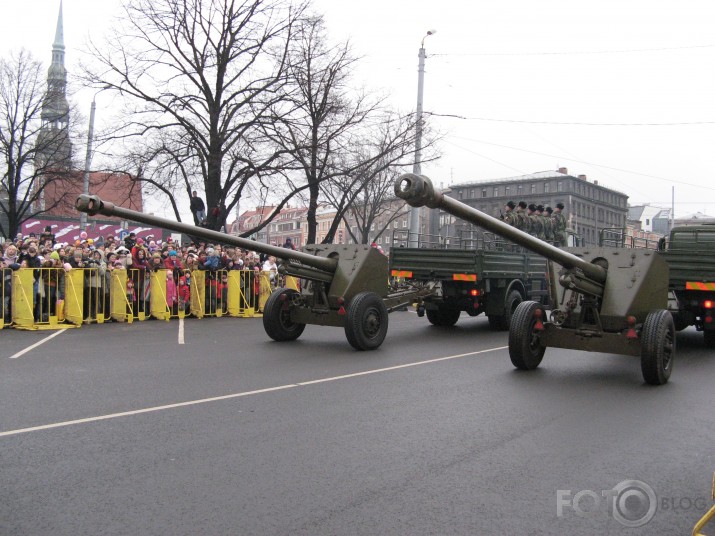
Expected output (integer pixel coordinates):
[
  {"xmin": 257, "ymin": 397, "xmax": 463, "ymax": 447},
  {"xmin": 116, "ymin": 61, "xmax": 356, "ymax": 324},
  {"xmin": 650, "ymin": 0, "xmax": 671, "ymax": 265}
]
[{"xmin": 1, "ymin": 312, "xmax": 714, "ymax": 536}]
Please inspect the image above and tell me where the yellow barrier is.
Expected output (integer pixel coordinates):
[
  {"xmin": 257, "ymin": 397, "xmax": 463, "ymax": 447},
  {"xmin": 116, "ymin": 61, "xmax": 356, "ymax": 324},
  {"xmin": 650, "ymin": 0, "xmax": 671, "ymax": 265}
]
[
  {"xmin": 693, "ymin": 472, "xmax": 715, "ymax": 536},
  {"xmin": 2, "ymin": 267, "xmax": 282, "ymax": 328},
  {"xmin": 109, "ymin": 270, "xmax": 132, "ymax": 323},
  {"xmin": 149, "ymin": 269, "xmax": 171, "ymax": 321},
  {"xmin": 190, "ymin": 269, "xmax": 205, "ymax": 319},
  {"xmin": 11, "ymin": 269, "xmax": 34, "ymax": 329}
]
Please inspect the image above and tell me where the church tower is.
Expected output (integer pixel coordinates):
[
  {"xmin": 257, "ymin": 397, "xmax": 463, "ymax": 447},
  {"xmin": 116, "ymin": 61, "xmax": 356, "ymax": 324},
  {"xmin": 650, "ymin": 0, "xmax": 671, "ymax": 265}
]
[{"xmin": 35, "ymin": 1, "xmax": 73, "ymax": 173}]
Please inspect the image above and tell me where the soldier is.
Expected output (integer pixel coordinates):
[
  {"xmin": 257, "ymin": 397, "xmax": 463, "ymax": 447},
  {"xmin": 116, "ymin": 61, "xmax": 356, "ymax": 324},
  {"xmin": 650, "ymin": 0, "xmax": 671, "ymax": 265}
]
[
  {"xmin": 515, "ymin": 201, "xmax": 530, "ymax": 233},
  {"xmin": 535, "ymin": 205, "xmax": 547, "ymax": 240},
  {"xmin": 527, "ymin": 203, "xmax": 542, "ymax": 238},
  {"xmin": 543, "ymin": 206, "xmax": 555, "ymax": 242},
  {"xmin": 501, "ymin": 200, "xmax": 517, "ymax": 227},
  {"xmin": 552, "ymin": 202, "xmax": 568, "ymax": 247}
]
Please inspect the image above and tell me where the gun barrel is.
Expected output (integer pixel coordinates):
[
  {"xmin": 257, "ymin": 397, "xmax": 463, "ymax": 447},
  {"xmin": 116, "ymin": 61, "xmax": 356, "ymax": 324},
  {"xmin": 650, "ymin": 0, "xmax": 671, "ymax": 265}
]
[
  {"xmin": 75, "ymin": 195, "xmax": 338, "ymax": 273},
  {"xmin": 394, "ymin": 174, "xmax": 607, "ymax": 284}
]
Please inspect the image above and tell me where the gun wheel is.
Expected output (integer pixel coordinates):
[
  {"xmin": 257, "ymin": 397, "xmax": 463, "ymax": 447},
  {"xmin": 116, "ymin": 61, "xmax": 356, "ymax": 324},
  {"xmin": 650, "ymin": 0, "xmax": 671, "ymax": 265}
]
[
  {"xmin": 641, "ymin": 309, "xmax": 675, "ymax": 385},
  {"xmin": 508, "ymin": 301, "xmax": 546, "ymax": 370},
  {"xmin": 345, "ymin": 291, "xmax": 389, "ymax": 351},
  {"xmin": 263, "ymin": 288, "xmax": 306, "ymax": 342}
]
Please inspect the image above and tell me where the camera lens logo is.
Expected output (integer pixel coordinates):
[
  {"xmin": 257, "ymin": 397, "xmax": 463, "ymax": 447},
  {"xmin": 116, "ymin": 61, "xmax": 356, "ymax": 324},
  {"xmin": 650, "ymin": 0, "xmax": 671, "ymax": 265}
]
[{"xmin": 610, "ymin": 480, "xmax": 657, "ymax": 527}]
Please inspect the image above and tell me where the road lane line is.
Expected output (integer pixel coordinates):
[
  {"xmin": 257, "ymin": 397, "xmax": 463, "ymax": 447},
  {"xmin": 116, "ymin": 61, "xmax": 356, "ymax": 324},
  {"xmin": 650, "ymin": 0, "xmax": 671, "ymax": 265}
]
[
  {"xmin": 178, "ymin": 317, "xmax": 185, "ymax": 344},
  {"xmin": 8, "ymin": 329, "xmax": 69, "ymax": 359},
  {"xmin": 0, "ymin": 345, "xmax": 507, "ymax": 438}
]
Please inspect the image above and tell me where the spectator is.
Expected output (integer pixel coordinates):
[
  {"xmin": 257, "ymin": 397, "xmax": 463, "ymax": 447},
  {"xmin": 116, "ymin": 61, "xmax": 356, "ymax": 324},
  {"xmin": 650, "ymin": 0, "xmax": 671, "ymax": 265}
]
[
  {"xmin": 283, "ymin": 237, "xmax": 296, "ymax": 250},
  {"xmin": 261, "ymin": 255, "xmax": 278, "ymax": 287},
  {"xmin": 190, "ymin": 191, "xmax": 206, "ymax": 224},
  {"xmin": 124, "ymin": 232, "xmax": 137, "ymax": 251},
  {"xmin": 178, "ymin": 273, "xmax": 191, "ymax": 314}
]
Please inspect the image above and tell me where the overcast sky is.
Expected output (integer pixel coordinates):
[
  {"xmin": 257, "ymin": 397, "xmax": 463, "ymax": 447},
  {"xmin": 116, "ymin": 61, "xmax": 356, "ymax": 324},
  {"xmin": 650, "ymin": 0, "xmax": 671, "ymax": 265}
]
[{"xmin": 2, "ymin": 0, "xmax": 714, "ymax": 219}]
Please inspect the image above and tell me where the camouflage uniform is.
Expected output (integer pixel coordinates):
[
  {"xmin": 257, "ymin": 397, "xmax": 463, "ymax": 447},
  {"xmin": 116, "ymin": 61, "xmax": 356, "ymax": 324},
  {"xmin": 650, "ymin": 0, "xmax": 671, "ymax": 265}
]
[
  {"xmin": 535, "ymin": 206, "xmax": 547, "ymax": 240},
  {"xmin": 527, "ymin": 204, "xmax": 541, "ymax": 237},
  {"xmin": 515, "ymin": 203, "xmax": 530, "ymax": 234},
  {"xmin": 552, "ymin": 206, "xmax": 567, "ymax": 247},
  {"xmin": 543, "ymin": 207, "xmax": 555, "ymax": 242}
]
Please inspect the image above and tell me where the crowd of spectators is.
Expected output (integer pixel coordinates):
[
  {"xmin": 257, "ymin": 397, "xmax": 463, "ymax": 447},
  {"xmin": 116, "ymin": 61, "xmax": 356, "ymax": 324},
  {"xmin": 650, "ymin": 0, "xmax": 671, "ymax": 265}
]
[{"xmin": 1, "ymin": 226, "xmax": 283, "ymax": 324}]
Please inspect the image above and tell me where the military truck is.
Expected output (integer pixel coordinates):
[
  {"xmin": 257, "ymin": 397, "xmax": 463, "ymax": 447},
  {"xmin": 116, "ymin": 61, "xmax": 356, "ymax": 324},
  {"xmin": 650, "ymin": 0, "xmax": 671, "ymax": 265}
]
[
  {"xmin": 601, "ymin": 224, "xmax": 715, "ymax": 347},
  {"xmin": 389, "ymin": 229, "xmax": 551, "ymax": 329}
]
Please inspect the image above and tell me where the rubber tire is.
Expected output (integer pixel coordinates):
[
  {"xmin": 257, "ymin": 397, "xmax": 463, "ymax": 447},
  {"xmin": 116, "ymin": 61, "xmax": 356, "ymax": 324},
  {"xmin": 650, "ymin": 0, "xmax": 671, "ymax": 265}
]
[
  {"xmin": 704, "ymin": 330, "xmax": 715, "ymax": 348},
  {"xmin": 508, "ymin": 301, "xmax": 546, "ymax": 370},
  {"xmin": 345, "ymin": 291, "xmax": 389, "ymax": 351},
  {"xmin": 426, "ymin": 307, "xmax": 461, "ymax": 327},
  {"xmin": 489, "ymin": 290, "xmax": 523, "ymax": 331},
  {"xmin": 263, "ymin": 288, "xmax": 306, "ymax": 342},
  {"xmin": 640, "ymin": 309, "xmax": 675, "ymax": 385}
]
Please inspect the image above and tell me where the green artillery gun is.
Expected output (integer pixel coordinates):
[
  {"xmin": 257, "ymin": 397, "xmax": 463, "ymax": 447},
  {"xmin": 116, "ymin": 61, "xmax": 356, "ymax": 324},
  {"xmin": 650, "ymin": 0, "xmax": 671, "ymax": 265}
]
[
  {"xmin": 75, "ymin": 194, "xmax": 434, "ymax": 350},
  {"xmin": 395, "ymin": 174, "xmax": 674, "ymax": 385}
]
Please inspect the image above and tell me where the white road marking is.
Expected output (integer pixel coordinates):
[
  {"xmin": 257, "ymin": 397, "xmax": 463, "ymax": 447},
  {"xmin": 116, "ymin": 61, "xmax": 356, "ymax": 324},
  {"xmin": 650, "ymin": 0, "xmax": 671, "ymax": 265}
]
[
  {"xmin": 178, "ymin": 317, "xmax": 185, "ymax": 344},
  {"xmin": 0, "ymin": 345, "xmax": 507, "ymax": 438},
  {"xmin": 8, "ymin": 329, "xmax": 68, "ymax": 359}
]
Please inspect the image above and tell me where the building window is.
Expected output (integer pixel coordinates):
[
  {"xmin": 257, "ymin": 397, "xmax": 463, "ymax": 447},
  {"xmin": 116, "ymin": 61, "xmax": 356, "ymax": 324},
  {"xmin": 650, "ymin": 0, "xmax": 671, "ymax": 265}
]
[
  {"xmin": 557, "ymin": 181, "xmax": 563, "ymax": 192},
  {"xmin": 544, "ymin": 182, "xmax": 550, "ymax": 193},
  {"xmin": 530, "ymin": 184, "xmax": 536, "ymax": 194},
  {"xmin": 482, "ymin": 188, "xmax": 487, "ymax": 198},
  {"xmin": 402, "ymin": 220, "xmax": 407, "ymax": 228},
  {"xmin": 505, "ymin": 186, "xmax": 510, "ymax": 197},
  {"xmin": 493, "ymin": 187, "xmax": 499, "ymax": 197}
]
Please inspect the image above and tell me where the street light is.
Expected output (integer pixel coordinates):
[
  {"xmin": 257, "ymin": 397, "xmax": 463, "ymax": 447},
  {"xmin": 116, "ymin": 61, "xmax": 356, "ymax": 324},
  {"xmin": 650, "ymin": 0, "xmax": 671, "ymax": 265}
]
[
  {"xmin": 408, "ymin": 29, "xmax": 436, "ymax": 247},
  {"xmin": 80, "ymin": 88, "xmax": 107, "ymax": 231}
]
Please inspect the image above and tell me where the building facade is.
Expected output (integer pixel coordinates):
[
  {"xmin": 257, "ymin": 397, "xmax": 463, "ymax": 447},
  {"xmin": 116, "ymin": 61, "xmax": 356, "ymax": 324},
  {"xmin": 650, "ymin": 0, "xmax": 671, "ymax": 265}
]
[{"xmin": 446, "ymin": 168, "xmax": 629, "ymax": 246}]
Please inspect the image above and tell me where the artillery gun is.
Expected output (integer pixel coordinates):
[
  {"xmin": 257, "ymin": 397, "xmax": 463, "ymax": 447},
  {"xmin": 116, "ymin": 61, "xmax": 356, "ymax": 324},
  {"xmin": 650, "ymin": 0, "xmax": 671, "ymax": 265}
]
[
  {"xmin": 395, "ymin": 174, "xmax": 674, "ymax": 385},
  {"xmin": 75, "ymin": 195, "xmax": 434, "ymax": 350}
]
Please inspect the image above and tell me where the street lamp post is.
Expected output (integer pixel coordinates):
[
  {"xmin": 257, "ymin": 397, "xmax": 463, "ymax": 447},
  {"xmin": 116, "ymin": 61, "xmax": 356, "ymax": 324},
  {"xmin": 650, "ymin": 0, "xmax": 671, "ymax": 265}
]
[
  {"xmin": 80, "ymin": 91, "xmax": 102, "ymax": 231},
  {"xmin": 408, "ymin": 30, "xmax": 436, "ymax": 248}
]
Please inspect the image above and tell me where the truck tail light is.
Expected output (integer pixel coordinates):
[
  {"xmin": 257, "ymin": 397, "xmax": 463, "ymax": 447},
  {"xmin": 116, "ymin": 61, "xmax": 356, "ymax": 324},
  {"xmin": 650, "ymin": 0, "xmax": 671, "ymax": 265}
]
[
  {"xmin": 704, "ymin": 300, "xmax": 713, "ymax": 309},
  {"xmin": 626, "ymin": 315, "xmax": 638, "ymax": 340},
  {"xmin": 470, "ymin": 289, "xmax": 479, "ymax": 297}
]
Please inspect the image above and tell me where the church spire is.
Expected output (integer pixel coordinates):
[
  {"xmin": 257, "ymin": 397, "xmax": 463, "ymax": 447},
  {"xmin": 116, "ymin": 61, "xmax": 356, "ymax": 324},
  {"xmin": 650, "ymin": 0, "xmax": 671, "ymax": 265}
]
[
  {"xmin": 36, "ymin": 0, "xmax": 72, "ymax": 173},
  {"xmin": 51, "ymin": 0, "xmax": 66, "ymax": 70}
]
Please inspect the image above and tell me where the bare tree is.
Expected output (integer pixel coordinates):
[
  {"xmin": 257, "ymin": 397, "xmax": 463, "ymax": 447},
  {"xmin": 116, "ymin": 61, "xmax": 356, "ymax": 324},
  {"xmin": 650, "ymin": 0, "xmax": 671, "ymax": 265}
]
[
  {"xmin": 0, "ymin": 49, "xmax": 77, "ymax": 240},
  {"xmin": 263, "ymin": 15, "xmax": 388, "ymax": 244},
  {"xmin": 82, "ymin": 0, "xmax": 308, "ymax": 230}
]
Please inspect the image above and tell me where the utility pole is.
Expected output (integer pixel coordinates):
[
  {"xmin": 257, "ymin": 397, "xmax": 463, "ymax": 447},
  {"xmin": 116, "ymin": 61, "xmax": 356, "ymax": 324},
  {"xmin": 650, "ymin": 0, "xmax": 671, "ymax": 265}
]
[{"xmin": 408, "ymin": 30, "xmax": 436, "ymax": 247}]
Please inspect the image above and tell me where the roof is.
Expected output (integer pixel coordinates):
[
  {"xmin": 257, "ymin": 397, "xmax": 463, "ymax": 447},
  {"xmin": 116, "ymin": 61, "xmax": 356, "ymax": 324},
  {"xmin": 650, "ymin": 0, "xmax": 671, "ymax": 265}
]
[{"xmin": 451, "ymin": 170, "xmax": 627, "ymax": 196}]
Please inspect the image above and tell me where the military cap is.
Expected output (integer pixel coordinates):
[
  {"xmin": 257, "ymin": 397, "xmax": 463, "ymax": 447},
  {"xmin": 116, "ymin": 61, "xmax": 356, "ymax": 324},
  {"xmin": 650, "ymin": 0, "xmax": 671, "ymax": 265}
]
[
  {"xmin": 556, "ymin": 202, "xmax": 564, "ymax": 209},
  {"xmin": 505, "ymin": 200, "xmax": 516, "ymax": 209},
  {"xmin": 545, "ymin": 206, "xmax": 553, "ymax": 214},
  {"xmin": 528, "ymin": 203, "xmax": 537, "ymax": 211},
  {"xmin": 537, "ymin": 204, "xmax": 544, "ymax": 212},
  {"xmin": 518, "ymin": 201, "xmax": 527, "ymax": 209}
]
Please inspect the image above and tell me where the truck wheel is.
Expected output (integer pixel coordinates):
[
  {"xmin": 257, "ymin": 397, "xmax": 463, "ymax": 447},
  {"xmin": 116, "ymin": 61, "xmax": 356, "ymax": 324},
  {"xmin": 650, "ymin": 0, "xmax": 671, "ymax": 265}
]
[
  {"xmin": 345, "ymin": 291, "xmax": 389, "ymax": 351},
  {"xmin": 508, "ymin": 301, "xmax": 546, "ymax": 370},
  {"xmin": 263, "ymin": 288, "xmax": 306, "ymax": 342},
  {"xmin": 426, "ymin": 307, "xmax": 461, "ymax": 327},
  {"xmin": 704, "ymin": 330, "xmax": 715, "ymax": 348},
  {"xmin": 641, "ymin": 309, "xmax": 675, "ymax": 385},
  {"xmin": 489, "ymin": 290, "xmax": 523, "ymax": 331}
]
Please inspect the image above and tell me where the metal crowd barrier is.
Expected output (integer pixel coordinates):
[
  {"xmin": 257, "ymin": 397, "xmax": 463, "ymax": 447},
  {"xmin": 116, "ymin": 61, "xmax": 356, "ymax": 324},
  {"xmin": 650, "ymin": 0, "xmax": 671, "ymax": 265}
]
[{"xmin": 2, "ymin": 267, "xmax": 287, "ymax": 329}]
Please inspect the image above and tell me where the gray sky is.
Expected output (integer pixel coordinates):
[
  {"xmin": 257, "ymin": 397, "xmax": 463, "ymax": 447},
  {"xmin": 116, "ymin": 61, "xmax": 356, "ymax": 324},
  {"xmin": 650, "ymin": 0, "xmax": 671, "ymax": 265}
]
[{"xmin": 2, "ymin": 0, "xmax": 714, "ymax": 218}]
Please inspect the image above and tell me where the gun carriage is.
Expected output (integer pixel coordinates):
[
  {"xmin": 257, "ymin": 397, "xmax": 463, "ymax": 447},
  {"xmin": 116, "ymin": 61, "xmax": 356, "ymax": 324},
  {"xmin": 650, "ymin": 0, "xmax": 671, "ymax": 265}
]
[
  {"xmin": 75, "ymin": 195, "xmax": 435, "ymax": 350},
  {"xmin": 395, "ymin": 174, "xmax": 674, "ymax": 385}
]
